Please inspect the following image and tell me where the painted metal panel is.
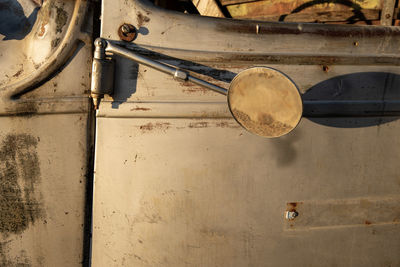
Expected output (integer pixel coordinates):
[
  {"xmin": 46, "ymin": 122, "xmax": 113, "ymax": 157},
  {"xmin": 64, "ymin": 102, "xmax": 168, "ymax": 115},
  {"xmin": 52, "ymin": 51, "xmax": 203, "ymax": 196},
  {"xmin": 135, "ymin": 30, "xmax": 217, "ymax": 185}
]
[
  {"xmin": 93, "ymin": 0, "xmax": 400, "ymax": 266},
  {"xmin": 0, "ymin": 0, "xmax": 92, "ymax": 265}
]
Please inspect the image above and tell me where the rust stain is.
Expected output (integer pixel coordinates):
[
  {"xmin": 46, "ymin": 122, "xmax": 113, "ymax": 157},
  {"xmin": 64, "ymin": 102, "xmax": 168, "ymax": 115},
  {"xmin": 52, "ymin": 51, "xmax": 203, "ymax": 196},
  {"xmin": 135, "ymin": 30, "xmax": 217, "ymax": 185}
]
[
  {"xmin": 139, "ymin": 122, "xmax": 170, "ymax": 132},
  {"xmin": 365, "ymin": 220, "xmax": 372, "ymax": 225},
  {"xmin": 137, "ymin": 11, "xmax": 150, "ymax": 28},
  {"xmin": 188, "ymin": 122, "xmax": 208, "ymax": 128},
  {"xmin": 37, "ymin": 22, "xmax": 47, "ymax": 37},
  {"xmin": 215, "ymin": 122, "xmax": 241, "ymax": 128},
  {"xmin": 182, "ymin": 87, "xmax": 210, "ymax": 95},
  {"xmin": 216, "ymin": 122, "xmax": 229, "ymax": 128},
  {"xmin": 200, "ymin": 227, "xmax": 226, "ymax": 239},
  {"xmin": 33, "ymin": 62, "xmax": 41, "ymax": 70},
  {"xmin": 131, "ymin": 107, "xmax": 151, "ymax": 111},
  {"xmin": 12, "ymin": 68, "xmax": 23, "ymax": 78},
  {"xmin": 286, "ymin": 202, "xmax": 302, "ymax": 212},
  {"xmin": 0, "ymin": 134, "xmax": 43, "ymax": 235}
]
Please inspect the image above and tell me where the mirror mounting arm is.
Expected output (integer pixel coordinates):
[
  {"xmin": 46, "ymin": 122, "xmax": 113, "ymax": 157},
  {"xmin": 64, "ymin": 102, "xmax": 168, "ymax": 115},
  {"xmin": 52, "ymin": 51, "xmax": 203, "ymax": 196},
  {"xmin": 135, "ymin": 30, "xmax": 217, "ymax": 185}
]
[
  {"xmin": 90, "ymin": 38, "xmax": 227, "ymax": 109},
  {"xmin": 90, "ymin": 38, "xmax": 302, "ymax": 138}
]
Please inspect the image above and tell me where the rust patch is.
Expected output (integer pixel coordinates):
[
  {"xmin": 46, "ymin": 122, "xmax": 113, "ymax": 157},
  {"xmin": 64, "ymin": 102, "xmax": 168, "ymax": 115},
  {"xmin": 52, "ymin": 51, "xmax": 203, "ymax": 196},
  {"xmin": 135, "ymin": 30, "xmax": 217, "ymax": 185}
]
[
  {"xmin": 182, "ymin": 86, "xmax": 209, "ymax": 95},
  {"xmin": 139, "ymin": 122, "xmax": 170, "ymax": 132},
  {"xmin": 38, "ymin": 22, "xmax": 46, "ymax": 37},
  {"xmin": 200, "ymin": 227, "xmax": 226, "ymax": 239},
  {"xmin": 131, "ymin": 107, "xmax": 150, "ymax": 111},
  {"xmin": 365, "ymin": 220, "xmax": 372, "ymax": 225},
  {"xmin": 12, "ymin": 68, "xmax": 23, "ymax": 78},
  {"xmin": 216, "ymin": 122, "xmax": 229, "ymax": 128},
  {"xmin": 0, "ymin": 134, "xmax": 43, "ymax": 235},
  {"xmin": 287, "ymin": 202, "xmax": 302, "ymax": 212},
  {"xmin": 137, "ymin": 11, "xmax": 150, "ymax": 28},
  {"xmin": 188, "ymin": 122, "xmax": 208, "ymax": 128}
]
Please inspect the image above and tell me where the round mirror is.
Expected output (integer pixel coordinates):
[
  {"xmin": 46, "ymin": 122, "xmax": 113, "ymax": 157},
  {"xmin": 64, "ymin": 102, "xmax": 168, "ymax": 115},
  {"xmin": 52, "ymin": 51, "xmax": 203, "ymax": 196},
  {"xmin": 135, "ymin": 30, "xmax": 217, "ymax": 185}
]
[{"xmin": 228, "ymin": 67, "xmax": 303, "ymax": 138}]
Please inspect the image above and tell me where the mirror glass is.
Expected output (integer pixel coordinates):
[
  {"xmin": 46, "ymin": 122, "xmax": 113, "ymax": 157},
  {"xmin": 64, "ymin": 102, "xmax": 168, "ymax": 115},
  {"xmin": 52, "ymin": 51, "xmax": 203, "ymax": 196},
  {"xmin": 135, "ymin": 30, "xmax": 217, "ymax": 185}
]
[{"xmin": 228, "ymin": 67, "xmax": 303, "ymax": 138}]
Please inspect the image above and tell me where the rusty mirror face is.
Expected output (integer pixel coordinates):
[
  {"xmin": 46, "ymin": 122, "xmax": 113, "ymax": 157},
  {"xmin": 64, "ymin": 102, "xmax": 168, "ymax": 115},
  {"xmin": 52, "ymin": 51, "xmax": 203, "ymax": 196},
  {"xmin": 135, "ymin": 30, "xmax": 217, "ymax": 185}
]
[{"xmin": 228, "ymin": 67, "xmax": 303, "ymax": 138}]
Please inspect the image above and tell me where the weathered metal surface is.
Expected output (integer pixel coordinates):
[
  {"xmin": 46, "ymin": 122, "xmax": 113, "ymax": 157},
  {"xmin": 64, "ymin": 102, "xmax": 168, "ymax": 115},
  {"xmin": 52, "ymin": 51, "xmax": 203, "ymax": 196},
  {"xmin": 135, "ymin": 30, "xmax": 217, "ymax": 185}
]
[
  {"xmin": 92, "ymin": 116, "xmax": 400, "ymax": 266},
  {"xmin": 0, "ymin": 114, "xmax": 91, "ymax": 266},
  {"xmin": 0, "ymin": 0, "xmax": 91, "ymax": 115},
  {"xmin": 93, "ymin": 0, "xmax": 400, "ymax": 266},
  {"xmin": 284, "ymin": 197, "xmax": 400, "ymax": 230},
  {"xmin": 0, "ymin": 0, "xmax": 92, "ymax": 265}
]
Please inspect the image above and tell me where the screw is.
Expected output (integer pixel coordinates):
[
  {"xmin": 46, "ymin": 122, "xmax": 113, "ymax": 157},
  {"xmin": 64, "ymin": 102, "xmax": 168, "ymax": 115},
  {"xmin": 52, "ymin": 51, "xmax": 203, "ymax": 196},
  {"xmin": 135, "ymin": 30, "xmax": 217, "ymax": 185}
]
[
  {"xmin": 121, "ymin": 24, "xmax": 131, "ymax": 34},
  {"xmin": 285, "ymin": 211, "xmax": 299, "ymax": 220},
  {"xmin": 353, "ymin": 41, "xmax": 359, "ymax": 46},
  {"xmin": 118, "ymin": 24, "xmax": 136, "ymax": 42}
]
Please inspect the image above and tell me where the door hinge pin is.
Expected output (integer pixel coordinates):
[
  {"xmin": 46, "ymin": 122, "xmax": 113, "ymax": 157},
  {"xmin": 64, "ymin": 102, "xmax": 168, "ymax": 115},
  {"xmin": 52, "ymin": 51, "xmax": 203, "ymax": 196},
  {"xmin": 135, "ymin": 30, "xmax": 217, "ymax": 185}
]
[{"xmin": 90, "ymin": 38, "xmax": 115, "ymax": 110}]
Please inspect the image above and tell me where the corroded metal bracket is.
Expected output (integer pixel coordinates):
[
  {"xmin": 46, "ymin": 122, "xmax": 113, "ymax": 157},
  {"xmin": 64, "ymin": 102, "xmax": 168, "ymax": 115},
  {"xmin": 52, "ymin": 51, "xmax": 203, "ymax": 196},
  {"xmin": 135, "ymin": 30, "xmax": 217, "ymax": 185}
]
[
  {"xmin": 90, "ymin": 38, "xmax": 228, "ymax": 110},
  {"xmin": 90, "ymin": 38, "xmax": 303, "ymax": 138}
]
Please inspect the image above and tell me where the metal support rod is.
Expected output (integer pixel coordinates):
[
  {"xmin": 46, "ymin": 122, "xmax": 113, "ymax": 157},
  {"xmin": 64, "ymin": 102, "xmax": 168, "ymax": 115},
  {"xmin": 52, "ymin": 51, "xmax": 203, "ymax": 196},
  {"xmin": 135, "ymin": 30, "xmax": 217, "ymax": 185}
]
[
  {"xmin": 381, "ymin": 0, "xmax": 396, "ymax": 26},
  {"xmin": 104, "ymin": 39, "xmax": 228, "ymax": 96}
]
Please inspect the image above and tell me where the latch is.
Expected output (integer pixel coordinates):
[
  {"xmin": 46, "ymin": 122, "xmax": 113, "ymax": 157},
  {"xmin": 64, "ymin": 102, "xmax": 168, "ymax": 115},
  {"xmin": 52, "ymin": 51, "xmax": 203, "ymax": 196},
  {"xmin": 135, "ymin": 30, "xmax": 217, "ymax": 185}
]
[{"xmin": 90, "ymin": 38, "xmax": 303, "ymax": 138}]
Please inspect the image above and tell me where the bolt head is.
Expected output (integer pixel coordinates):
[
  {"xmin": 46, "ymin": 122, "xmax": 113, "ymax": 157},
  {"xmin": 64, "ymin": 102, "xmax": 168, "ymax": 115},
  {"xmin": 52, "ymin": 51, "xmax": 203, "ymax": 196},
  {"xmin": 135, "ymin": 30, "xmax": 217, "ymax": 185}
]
[
  {"xmin": 118, "ymin": 24, "xmax": 136, "ymax": 42},
  {"xmin": 285, "ymin": 211, "xmax": 299, "ymax": 220},
  {"xmin": 121, "ymin": 24, "xmax": 130, "ymax": 34}
]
